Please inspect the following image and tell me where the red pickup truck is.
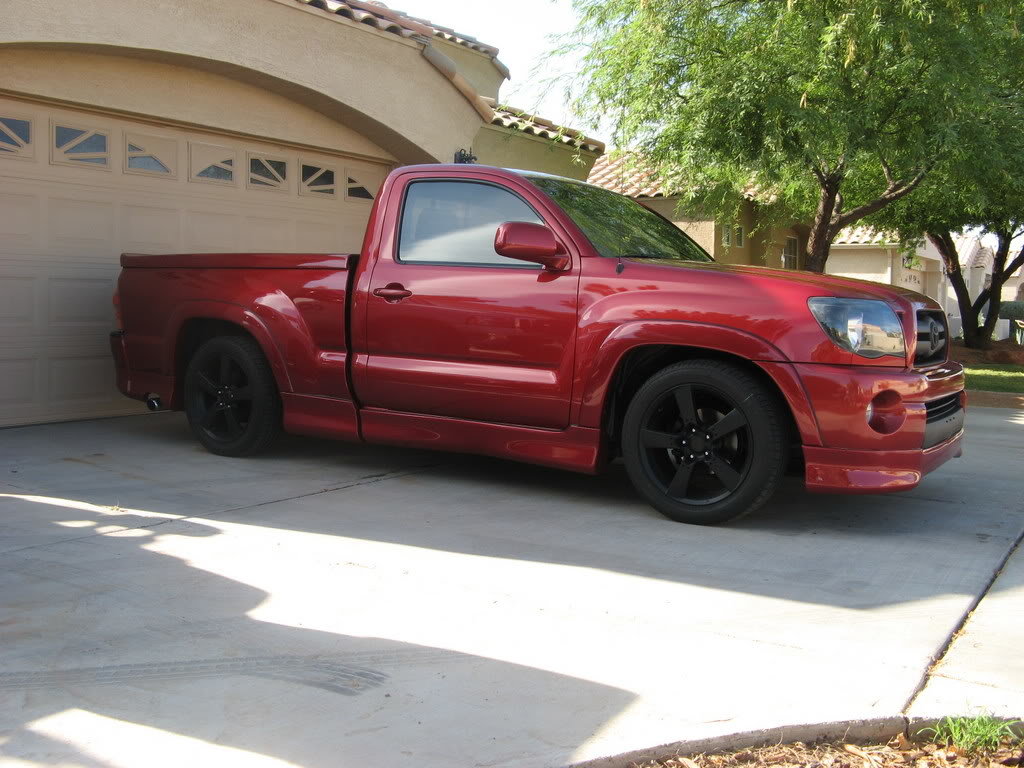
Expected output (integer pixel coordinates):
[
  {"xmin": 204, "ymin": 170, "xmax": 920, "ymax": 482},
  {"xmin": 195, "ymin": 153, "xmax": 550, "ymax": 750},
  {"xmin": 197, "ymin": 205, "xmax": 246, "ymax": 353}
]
[{"xmin": 110, "ymin": 164, "xmax": 965, "ymax": 524}]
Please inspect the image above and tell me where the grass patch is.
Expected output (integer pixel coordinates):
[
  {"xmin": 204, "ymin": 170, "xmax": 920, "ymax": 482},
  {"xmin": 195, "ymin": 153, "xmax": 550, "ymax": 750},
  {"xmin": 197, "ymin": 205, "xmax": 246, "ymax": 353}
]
[
  {"xmin": 918, "ymin": 714, "xmax": 1022, "ymax": 755},
  {"xmin": 964, "ymin": 364, "xmax": 1024, "ymax": 393}
]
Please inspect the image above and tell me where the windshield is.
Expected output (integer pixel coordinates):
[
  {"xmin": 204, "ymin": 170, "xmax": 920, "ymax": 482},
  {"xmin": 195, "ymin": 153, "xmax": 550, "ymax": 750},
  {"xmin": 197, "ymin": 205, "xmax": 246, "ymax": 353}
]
[{"xmin": 526, "ymin": 176, "xmax": 713, "ymax": 263}]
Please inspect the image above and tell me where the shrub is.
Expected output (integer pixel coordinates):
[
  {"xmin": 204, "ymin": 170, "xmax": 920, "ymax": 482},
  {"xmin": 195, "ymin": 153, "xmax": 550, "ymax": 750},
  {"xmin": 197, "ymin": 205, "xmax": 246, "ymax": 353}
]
[{"xmin": 998, "ymin": 301, "xmax": 1024, "ymax": 321}]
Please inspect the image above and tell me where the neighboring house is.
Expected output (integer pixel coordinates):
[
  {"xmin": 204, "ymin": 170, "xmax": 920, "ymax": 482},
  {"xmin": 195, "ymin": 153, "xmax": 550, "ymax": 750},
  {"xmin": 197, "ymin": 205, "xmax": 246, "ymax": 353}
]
[
  {"xmin": 0, "ymin": 0, "xmax": 602, "ymax": 428},
  {"xmin": 827, "ymin": 227, "xmax": 948, "ymax": 307}
]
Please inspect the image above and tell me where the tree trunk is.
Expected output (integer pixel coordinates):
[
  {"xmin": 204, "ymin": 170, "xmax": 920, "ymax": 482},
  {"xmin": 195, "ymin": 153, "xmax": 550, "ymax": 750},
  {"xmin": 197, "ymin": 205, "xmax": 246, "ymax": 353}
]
[
  {"xmin": 926, "ymin": 231, "xmax": 986, "ymax": 348},
  {"xmin": 977, "ymin": 231, "xmax": 1016, "ymax": 346},
  {"xmin": 804, "ymin": 181, "xmax": 839, "ymax": 273}
]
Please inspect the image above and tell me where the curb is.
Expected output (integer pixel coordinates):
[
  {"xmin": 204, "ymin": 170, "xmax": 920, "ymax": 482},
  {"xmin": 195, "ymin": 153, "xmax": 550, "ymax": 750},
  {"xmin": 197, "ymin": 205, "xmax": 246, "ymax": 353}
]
[
  {"xmin": 567, "ymin": 717, "xmax": 908, "ymax": 768},
  {"xmin": 570, "ymin": 714, "xmax": 1024, "ymax": 768}
]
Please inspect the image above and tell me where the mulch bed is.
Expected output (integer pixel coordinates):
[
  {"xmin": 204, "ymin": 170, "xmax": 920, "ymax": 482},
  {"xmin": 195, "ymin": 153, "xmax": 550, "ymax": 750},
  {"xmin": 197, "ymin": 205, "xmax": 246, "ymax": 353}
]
[
  {"xmin": 951, "ymin": 340, "xmax": 1024, "ymax": 367},
  {"xmin": 967, "ymin": 390, "xmax": 1024, "ymax": 409},
  {"xmin": 636, "ymin": 738, "xmax": 1024, "ymax": 768}
]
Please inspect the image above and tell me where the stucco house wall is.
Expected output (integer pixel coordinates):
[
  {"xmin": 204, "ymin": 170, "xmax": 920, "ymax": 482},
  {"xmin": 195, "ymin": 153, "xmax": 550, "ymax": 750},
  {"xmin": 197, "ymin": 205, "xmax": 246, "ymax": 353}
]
[
  {"xmin": 3, "ymin": 0, "xmax": 492, "ymax": 164},
  {"xmin": 472, "ymin": 125, "xmax": 600, "ymax": 181},
  {"xmin": 0, "ymin": 49, "xmax": 397, "ymax": 164},
  {"xmin": 639, "ymin": 197, "xmax": 718, "ymax": 256}
]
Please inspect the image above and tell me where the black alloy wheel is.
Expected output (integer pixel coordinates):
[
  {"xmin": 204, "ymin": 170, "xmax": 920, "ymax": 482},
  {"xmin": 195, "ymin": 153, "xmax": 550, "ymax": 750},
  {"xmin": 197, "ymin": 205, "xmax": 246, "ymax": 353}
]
[
  {"xmin": 184, "ymin": 335, "xmax": 281, "ymax": 456},
  {"xmin": 622, "ymin": 360, "xmax": 788, "ymax": 525}
]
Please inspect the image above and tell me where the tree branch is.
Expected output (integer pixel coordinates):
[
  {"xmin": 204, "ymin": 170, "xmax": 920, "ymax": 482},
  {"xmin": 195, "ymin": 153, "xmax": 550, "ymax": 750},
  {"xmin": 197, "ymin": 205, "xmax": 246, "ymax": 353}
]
[{"xmin": 829, "ymin": 165, "xmax": 930, "ymax": 235}]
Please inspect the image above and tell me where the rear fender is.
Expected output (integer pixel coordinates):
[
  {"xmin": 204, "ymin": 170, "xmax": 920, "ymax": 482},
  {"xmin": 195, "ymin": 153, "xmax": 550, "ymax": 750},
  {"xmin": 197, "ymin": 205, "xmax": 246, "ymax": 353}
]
[{"xmin": 163, "ymin": 299, "xmax": 295, "ymax": 406}]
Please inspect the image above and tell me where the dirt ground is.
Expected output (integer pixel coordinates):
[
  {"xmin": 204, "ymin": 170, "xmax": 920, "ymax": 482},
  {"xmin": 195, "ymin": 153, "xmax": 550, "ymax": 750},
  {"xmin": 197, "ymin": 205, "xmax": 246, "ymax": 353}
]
[{"xmin": 636, "ymin": 737, "xmax": 1023, "ymax": 768}]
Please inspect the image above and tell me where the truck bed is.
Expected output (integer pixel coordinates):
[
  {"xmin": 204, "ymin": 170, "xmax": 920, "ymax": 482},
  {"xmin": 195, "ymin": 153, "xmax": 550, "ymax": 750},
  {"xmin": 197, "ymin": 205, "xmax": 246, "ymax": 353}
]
[{"xmin": 114, "ymin": 252, "xmax": 358, "ymax": 425}]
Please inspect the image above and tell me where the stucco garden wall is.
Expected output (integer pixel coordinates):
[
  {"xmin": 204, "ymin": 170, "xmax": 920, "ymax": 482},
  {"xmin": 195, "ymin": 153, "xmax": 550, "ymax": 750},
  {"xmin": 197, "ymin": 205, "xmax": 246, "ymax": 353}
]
[{"xmin": 826, "ymin": 249, "xmax": 892, "ymax": 284}]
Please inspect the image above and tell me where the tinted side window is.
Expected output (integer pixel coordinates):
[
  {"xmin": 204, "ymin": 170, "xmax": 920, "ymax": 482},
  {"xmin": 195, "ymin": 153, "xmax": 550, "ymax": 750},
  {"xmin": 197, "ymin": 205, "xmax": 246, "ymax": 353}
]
[{"xmin": 398, "ymin": 181, "xmax": 543, "ymax": 266}]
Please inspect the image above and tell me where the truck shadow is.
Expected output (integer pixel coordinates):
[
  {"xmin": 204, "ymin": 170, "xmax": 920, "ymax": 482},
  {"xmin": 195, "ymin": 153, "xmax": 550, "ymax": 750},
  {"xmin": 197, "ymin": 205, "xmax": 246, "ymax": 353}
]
[{"xmin": 4, "ymin": 410, "xmax": 1021, "ymax": 614}]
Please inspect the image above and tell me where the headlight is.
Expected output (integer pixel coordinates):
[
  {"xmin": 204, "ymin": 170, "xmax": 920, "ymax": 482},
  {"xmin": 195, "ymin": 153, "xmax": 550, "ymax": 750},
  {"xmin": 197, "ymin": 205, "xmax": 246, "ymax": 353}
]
[{"xmin": 807, "ymin": 298, "xmax": 905, "ymax": 359}]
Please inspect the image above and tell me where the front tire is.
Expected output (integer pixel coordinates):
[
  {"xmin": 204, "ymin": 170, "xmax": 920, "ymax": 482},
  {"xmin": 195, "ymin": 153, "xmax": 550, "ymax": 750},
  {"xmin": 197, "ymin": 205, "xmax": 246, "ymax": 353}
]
[
  {"xmin": 184, "ymin": 335, "xmax": 281, "ymax": 457},
  {"xmin": 622, "ymin": 360, "xmax": 789, "ymax": 525}
]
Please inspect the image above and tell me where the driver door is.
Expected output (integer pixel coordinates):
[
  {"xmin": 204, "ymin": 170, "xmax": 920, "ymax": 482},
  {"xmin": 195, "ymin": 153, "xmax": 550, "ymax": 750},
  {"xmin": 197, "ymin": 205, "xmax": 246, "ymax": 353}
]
[{"xmin": 359, "ymin": 176, "xmax": 580, "ymax": 429}]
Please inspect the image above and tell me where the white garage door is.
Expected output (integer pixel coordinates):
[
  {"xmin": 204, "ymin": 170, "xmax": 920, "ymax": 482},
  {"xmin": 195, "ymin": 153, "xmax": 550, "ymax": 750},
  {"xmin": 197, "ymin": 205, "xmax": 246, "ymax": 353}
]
[{"xmin": 0, "ymin": 95, "xmax": 390, "ymax": 428}]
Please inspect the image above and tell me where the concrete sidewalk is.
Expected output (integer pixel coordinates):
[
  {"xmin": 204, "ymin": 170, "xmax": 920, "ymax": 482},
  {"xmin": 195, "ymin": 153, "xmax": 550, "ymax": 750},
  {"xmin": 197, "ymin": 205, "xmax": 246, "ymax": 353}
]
[
  {"xmin": 0, "ymin": 406, "xmax": 1021, "ymax": 767},
  {"xmin": 909, "ymin": 535, "xmax": 1024, "ymax": 722}
]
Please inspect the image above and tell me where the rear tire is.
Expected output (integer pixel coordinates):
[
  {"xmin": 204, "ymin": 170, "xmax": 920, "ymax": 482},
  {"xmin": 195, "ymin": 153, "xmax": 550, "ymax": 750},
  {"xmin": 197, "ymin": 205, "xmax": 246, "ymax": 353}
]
[
  {"xmin": 622, "ymin": 359, "xmax": 789, "ymax": 525},
  {"xmin": 184, "ymin": 335, "xmax": 281, "ymax": 456}
]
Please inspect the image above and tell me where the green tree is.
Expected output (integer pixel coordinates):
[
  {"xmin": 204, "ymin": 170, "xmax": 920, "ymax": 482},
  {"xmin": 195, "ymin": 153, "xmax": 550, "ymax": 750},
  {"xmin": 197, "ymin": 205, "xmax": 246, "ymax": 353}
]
[
  {"xmin": 876, "ymin": 146, "xmax": 1024, "ymax": 349},
  {"xmin": 561, "ymin": 0, "xmax": 1022, "ymax": 273}
]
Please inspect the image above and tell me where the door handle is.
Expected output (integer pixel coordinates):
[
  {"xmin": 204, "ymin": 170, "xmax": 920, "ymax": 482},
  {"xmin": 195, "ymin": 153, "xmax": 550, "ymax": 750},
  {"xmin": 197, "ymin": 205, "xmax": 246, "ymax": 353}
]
[{"xmin": 373, "ymin": 284, "xmax": 413, "ymax": 302}]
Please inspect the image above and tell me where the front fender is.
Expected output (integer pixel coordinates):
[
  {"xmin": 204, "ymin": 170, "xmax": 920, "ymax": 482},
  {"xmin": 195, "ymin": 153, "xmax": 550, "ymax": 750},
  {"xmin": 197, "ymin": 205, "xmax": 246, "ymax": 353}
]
[{"xmin": 573, "ymin": 319, "xmax": 822, "ymax": 446}]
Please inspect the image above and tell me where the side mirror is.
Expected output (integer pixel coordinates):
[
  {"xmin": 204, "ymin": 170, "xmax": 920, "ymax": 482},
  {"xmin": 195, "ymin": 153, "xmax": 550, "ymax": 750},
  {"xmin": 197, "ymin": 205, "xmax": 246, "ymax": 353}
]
[{"xmin": 494, "ymin": 221, "xmax": 569, "ymax": 271}]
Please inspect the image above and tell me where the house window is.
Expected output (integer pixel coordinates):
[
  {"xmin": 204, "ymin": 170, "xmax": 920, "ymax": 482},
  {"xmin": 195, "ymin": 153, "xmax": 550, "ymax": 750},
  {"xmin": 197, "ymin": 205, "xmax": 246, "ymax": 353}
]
[
  {"xmin": 52, "ymin": 123, "xmax": 109, "ymax": 168},
  {"xmin": 300, "ymin": 163, "xmax": 336, "ymax": 197},
  {"xmin": 734, "ymin": 225, "xmax": 745, "ymax": 248},
  {"xmin": 0, "ymin": 116, "xmax": 32, "ymax": 160},
  {"xmin": 783, "ymin": 236, "xmax": 799, "ymax": 269},
  {"xmin": 125, "ymin": 133, "xmax": 177, "ymax": 177},
  {"xmin": 721, "ymin": 226, "xmax": 732, "ymax": 247},
  {"xmin": 346, "ymin": 174, "xmax": 375, "ymax": 201},
  {"xmin": 248, "ymin": 153, "xmax": 287, "ymax": 191},
  {"xmin": 190, "ymin": 142, "xmax": 235, "ymax": 185}
]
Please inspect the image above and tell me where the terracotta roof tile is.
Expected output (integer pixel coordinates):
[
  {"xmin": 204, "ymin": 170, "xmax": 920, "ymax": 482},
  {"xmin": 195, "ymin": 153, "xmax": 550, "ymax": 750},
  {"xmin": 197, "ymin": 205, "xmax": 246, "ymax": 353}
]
[
  {"xmin": 587, "ymin": 153, "xmax": 665, "ymax": 197},
  {"xmin": 832, "ymin": 226, "xmax": 898, "ymax": 246},
  {"xmin": 296, "ymin": 0, "xmax": 500, "ymax": 56},
  {"xmin": 485, "ymin": 99, "xmax": 605, "ymax": 153}
]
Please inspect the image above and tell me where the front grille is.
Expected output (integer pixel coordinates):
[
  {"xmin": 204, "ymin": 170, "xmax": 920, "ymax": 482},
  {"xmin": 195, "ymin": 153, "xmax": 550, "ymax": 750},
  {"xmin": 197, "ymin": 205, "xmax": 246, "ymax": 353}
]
[
  {"xmin": 926, "ymin": 393, "xmax": 960, "ymax": 423},
  {"xmin": 923, "ymin": 391, "xmax": 964, "ymax": 448},
  {"xmin": 914, "ymin": 309, "xmax": 948, "ymax": 367}
]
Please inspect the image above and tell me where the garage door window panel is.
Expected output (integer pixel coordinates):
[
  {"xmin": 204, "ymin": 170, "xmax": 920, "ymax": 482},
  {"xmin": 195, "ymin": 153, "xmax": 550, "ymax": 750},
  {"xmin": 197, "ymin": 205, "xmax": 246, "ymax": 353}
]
[
  {"xmin": 190, "ymin": 142, "xmax": 236, "ymax": 185},
  {"xmin": 125, "ymin": 134, "xmax": 177, "ymax": 178},
  {"xmin": 398, "ymin": 180, "xmax": 544, "ymax": 267},
  {"xmin": 52, "ymin": 122, "xmax": 110, "ymax": 169},
  {"xmin": 300, "ymin": 162, "xmax": 336, "ymax": 197},
  {"xmin": 345, "ymin": 170, "xmax": 376, "ymax": 201},
  {"xmin": 248, "ymin": 153, "xmax": 288, "ymax": 192},
  {"xmin": 0, "ymin": 115, "xmax": 33, "ymax": 160}
]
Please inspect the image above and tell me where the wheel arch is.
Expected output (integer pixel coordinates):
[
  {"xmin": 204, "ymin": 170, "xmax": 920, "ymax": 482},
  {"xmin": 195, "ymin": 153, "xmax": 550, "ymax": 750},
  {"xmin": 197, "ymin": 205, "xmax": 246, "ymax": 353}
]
[
  {"xmin": 165, "ymin": 304, "xmax": 292, "ymax": 408},
  {"xmin": 581, "ymin": 328, "xmax": 822, "ymax": 458}
]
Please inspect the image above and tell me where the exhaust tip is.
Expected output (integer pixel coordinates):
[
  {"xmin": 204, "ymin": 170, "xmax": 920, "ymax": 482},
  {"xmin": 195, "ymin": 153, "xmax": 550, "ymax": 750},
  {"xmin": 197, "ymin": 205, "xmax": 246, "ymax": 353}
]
[{"xmin": 145, "ymin": 396, "xmax": 162, "ymax": 412}]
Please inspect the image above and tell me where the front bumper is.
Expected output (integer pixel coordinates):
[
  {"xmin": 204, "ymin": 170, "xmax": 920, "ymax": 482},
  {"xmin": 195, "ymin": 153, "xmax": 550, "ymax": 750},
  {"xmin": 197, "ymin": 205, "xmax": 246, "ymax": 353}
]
[
  {"xmin": 794, "ymin": 360, "xmax": 965, "ymax": 493},
  {"xmin": 803, "ymin": 429, "xmax": 963, "ymax": 493}
]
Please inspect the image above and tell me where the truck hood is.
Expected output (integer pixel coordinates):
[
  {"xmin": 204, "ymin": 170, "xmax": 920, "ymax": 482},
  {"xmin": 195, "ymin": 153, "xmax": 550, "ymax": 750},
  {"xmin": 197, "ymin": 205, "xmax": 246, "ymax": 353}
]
[{"xmin": 624, "ymin": 258, "xmax": 936, "ymax": 307}]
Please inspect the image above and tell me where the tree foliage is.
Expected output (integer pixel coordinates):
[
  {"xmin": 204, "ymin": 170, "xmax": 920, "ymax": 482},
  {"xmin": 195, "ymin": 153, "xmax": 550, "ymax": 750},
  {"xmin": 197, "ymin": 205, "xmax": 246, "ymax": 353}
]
[
  {"xmin": 560, "ymin": 0, "xmax": 1023, "ymax": 272},
  {"xmin": 873, "ymin": 69, "xmax": 1024, "ymax": 349}
]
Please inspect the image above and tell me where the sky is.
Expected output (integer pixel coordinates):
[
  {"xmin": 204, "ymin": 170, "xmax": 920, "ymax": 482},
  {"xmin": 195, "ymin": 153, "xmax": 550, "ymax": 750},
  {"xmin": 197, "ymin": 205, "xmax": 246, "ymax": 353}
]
[{"xmin": 384, "ymin": 0, "xmax": 601, "ymax": 140}]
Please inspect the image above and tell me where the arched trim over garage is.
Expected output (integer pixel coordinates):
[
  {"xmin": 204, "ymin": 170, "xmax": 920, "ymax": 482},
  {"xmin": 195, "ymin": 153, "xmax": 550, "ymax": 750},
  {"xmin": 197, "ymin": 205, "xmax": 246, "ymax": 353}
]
[{"xmin": 2, "ymin": 0, "xmax": 487, "ymax": 164}]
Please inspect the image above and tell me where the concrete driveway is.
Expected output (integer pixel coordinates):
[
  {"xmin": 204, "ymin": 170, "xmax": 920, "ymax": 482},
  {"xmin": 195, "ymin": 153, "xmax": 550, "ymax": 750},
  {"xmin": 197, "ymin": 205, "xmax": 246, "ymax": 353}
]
[{"xmin": 1, "ymin": 407, "xmax": 1022, "ymax": 768}]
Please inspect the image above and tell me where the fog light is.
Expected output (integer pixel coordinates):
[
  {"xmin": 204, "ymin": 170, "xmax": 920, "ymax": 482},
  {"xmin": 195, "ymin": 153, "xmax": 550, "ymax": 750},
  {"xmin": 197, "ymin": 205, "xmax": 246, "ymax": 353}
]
[{"xmin": 867, "ymin": 390, "xmax": 906, "ymax": 434}]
